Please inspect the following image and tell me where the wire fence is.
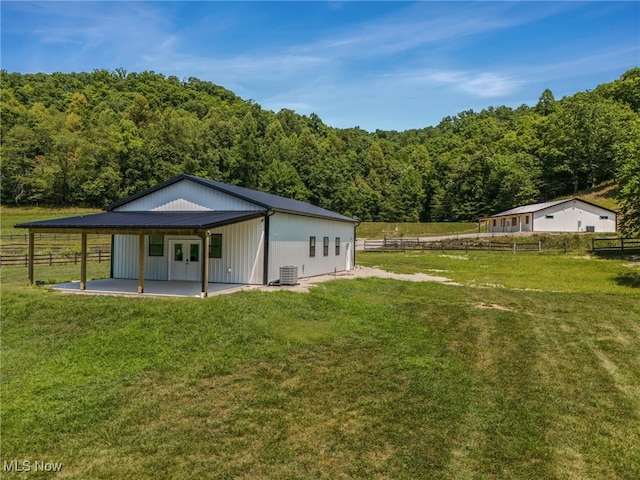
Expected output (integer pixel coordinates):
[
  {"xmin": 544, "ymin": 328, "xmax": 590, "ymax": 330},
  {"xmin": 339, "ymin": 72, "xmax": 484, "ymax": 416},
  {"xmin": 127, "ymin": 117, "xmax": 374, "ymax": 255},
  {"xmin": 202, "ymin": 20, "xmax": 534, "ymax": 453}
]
[
  {"xmin": 363, "ymin": 236, "xmax": 640, "ymax": 254},
  {"xmin": 363, "ymin": 237, "xmax": 568, "ymax": 254}
]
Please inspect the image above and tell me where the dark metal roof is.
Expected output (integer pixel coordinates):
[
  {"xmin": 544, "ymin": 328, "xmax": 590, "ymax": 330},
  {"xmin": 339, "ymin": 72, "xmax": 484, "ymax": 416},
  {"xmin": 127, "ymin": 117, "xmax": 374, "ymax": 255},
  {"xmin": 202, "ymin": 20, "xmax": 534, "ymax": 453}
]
[
  {"xmin": 106, "ymin": 174, "xmax": 357, "ymax": 223},
  {"xmin": 15, "ymin": 211, "xmax": 264, "ymax": 230}
]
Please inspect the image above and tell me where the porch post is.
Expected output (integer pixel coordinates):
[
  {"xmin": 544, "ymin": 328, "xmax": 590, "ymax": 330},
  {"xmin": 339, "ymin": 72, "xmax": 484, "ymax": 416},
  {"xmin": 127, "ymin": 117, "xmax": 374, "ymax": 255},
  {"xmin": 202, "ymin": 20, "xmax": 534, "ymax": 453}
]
[
  {"xmin": 202, "ymin": 232, "xmax": 210, "ymax": 297},
  {"xmin": 80, "ymin": 233, "xmax": 87, "ymax": 290},
  {"xmin": 138, "ymin": 233, "xmax": 145, "ymax": 294},
  {"xmin": 28, "ymin": 231, "xmax": 34, "ymax": 285}
]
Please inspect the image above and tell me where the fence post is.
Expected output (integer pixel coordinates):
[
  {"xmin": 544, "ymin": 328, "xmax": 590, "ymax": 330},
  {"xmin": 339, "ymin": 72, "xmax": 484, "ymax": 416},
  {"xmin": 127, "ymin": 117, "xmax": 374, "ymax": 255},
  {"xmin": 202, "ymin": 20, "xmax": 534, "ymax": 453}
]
[
  {"xmin": 74, "ymin": 252, "xmax": 78, "ymax": 264},
  {"xmin": 99, "ymin": 250, "xmax": 102, "ymax": 263},
  {"xmin": 25, "ymin": 254, "xmax": 28, "ymax": 267},
  {"xmin": 513, "ymin": 242, "xmax": 516, "ymax": 254},
  {"xmin": 49, "ymin": 252, "xmax": 53, "ymax": 266},
  {"xmin": 538, "ymin": 241, "xmax": 541, "ymax": 254},
  {"xmin": 621, "ymin": 238, "xmax": 625, "ymax": 252},
  {"xmin": 591, "ymin": 237, "xmax": 595, "ymax": 251},
  {"xmin": 564, "ymin": 240, "xmax": 567, "ymax": 254},
  {"xmin": 488, "ymin": 241, "xmax": 492, "ymax": 253}
]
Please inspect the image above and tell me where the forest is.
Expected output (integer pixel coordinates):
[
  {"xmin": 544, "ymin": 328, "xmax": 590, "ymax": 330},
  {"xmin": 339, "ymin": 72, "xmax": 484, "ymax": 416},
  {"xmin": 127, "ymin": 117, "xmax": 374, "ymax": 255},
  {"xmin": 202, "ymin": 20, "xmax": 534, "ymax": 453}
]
[{"xmin": 1, "ymin": 68, "xmax": 639, "ymax": 233}]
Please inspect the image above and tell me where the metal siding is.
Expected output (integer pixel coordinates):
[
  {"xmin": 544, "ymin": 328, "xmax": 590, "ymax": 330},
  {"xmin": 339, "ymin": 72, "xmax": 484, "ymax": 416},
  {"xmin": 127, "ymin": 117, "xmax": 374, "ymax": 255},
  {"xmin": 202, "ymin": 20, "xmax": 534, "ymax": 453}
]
[
  {"xmin": 533, "ymin": 200, "xmax": 617, "ymax": 232},
  {"xmin": 267, "ymin": 213, "xmax": 355, "ymax": 282},
  {"xmin": 112, "ymin": 234, "xmax": 138, "ymax": 279},
  {"xmin": 113, "ymin": 235, "xmax": 168, "ymax": 280},
  {"xmin": 208, "ymin": 217, "xmax": 264, "ymax": 284},
  {"xmin": 145, "ymin": 236, "xmax": 168, "ymax": 280},
  {"xmin": 115, "ymin": 179, "xmax": 259, "ymax": 212}
]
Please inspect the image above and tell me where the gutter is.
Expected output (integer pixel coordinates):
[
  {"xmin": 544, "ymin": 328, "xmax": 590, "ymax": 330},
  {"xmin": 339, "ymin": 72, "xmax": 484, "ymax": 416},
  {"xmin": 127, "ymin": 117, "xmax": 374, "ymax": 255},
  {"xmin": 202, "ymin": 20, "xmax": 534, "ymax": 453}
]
[{"xmin": 262, "ymin": 210, "xmax": 275, "ymax": 285}]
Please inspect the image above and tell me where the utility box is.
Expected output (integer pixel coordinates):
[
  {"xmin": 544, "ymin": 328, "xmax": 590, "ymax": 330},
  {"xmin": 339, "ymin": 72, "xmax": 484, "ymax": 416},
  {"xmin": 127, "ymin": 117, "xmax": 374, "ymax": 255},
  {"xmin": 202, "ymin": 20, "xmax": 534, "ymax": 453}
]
[{"xmin": 279, "ymin": 266, "xmax": 298, "ymax": 285}]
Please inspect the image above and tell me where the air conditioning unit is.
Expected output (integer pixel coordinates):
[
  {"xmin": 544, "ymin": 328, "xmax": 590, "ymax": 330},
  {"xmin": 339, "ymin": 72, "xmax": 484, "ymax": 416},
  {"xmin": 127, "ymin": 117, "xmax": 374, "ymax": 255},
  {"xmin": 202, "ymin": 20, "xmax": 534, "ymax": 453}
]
[{"xmin": 279, "ymin": 266, "xmax": 298, "ymax": 285}]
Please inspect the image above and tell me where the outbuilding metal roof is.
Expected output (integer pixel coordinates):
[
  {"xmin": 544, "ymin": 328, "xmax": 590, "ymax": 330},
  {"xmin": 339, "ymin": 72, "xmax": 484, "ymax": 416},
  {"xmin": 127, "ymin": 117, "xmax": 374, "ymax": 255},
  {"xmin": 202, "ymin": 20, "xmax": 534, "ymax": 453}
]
[
  {"xmin": 15, "ymin": 210, "xmax": 264, "ymax": 230},
  {"xmin": 489, "ymin": 198, "xmax": 617, "ymax": 218},
  {"xmin": 106, "ymin": 174, "xmax": 357, "ymax": 223},
  {"xmin": 490, "ymin": 199, "xmax": 569, "ymax": 217}
]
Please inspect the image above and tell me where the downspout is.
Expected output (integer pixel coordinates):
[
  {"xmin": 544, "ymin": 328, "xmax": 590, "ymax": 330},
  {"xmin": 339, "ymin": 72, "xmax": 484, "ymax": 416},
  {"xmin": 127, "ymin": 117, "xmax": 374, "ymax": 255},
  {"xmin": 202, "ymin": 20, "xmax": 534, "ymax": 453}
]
[
  {"xmin": 262, "ymin": 210, "xmax": 274, "ymax": 285},
  {"xmin": 353, "ymin": 216, "xmax": 361, "ymax": 269},
  {"xmin": 198, "ymin": 230, "xmax": 210, "ymax": 297},
  {"xmin": 110, "ymin": 234, "xmax": 114, "ymax": 279}
]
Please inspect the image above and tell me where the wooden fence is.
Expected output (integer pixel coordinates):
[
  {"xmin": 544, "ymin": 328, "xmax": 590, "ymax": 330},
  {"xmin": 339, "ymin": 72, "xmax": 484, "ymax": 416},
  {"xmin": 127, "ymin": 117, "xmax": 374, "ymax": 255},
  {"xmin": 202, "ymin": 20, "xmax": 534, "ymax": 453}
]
[
  {"xmin": 592, "ymin": 238, "xmax": 640, "ymax": 252},
  {"xmin": 363, "ymin": 237, "xmax": 567, "ymax": 253},
  {"xmin": 0, "ymin": 233, "xmax": 111, "ymax": 266},
  {"xmin": 0, "ymin": 250, "xmax": 111, "ymax": 267}
]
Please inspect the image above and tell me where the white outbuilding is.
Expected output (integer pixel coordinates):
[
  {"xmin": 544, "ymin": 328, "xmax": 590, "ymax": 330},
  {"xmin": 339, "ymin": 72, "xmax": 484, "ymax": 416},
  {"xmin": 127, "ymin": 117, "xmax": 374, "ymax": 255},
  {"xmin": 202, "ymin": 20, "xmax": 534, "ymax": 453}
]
[
  {"xmin": 482, "ymin": 198, "xmax": 617, "ymax": 234},
  {"xmin": 17, "ymin": 174, "xmax": 359, "ymax": 296}
]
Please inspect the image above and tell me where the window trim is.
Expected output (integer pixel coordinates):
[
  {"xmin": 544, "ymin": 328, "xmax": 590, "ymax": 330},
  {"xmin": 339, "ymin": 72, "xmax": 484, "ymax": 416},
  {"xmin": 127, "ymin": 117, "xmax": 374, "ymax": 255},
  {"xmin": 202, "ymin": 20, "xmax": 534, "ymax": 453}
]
[
  {"xmin": 335, "ymin": 237, "xmax": 340, "ymax": 256},
  {"xmin": 323, "ymin": 236, "xmax": 329, "ymax": 256},
  {"xmin": 309, "ymin": 236, "xmax": 316, "ymax": 257},
  {"xmin": 209, "ymin": 234, "xmax": 222, "ymax": 259},
  {"xmin": 149, "ymin": 235, "xmax": 164, "ymax": 257}
]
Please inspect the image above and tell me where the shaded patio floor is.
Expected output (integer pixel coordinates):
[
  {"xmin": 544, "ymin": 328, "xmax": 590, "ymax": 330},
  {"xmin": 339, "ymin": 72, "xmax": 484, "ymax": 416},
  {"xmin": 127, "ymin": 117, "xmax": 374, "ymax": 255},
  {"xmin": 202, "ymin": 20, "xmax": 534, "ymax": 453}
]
[{"xmin": 51, "ymin": 278, "xmax": 248, "ymax": 298}]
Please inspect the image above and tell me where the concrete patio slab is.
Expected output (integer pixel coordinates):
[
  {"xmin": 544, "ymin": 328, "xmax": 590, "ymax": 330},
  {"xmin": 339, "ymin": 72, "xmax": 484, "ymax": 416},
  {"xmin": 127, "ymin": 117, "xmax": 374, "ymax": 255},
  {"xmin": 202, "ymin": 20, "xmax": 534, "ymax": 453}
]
[{"xmin": 51, "ymin": 278, "xmax": 247, "ymax": 297}]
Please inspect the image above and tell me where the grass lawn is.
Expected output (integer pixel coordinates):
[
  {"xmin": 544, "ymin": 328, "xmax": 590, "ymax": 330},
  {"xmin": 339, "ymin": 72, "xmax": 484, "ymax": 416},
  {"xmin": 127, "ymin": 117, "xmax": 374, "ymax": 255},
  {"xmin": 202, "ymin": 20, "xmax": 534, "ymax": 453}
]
[
  {"xmin": 0, "ymin": 206, "xmax": 102, "ymax": 235},
  {"xmin": 356, "ymin": 222, "xmax": 477, "ymax": 239},
  {"xmin": 2, "ymin": 252, "xmax": 639, "ymax": 479}
]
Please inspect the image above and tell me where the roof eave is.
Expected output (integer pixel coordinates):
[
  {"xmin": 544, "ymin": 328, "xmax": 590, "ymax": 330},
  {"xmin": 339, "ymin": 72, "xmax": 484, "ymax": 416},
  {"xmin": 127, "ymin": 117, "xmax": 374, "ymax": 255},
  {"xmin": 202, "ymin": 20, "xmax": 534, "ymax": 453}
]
[{"xmin": 271, "ymin": 208, "xmax": 357, "ymax": 223}]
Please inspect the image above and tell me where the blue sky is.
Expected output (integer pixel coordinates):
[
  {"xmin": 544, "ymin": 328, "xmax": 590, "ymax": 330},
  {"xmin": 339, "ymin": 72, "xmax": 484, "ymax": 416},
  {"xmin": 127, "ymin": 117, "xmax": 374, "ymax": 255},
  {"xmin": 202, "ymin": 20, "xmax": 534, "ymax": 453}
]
[{"xmin": 2, "ymin": 1, "xmax": 638, "ymax": 131}]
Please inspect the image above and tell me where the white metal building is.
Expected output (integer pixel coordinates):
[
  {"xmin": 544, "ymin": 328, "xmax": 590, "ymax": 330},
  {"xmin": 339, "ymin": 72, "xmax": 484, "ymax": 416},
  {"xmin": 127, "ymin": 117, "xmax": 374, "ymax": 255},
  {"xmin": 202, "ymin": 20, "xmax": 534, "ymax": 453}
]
[
  {"xmin": 17, "ymin": 174, "xmax": 358, "ymax": 295},
  {"xmin": 482, "ymin": 198, "xmax": 617, "ymax": 234}
]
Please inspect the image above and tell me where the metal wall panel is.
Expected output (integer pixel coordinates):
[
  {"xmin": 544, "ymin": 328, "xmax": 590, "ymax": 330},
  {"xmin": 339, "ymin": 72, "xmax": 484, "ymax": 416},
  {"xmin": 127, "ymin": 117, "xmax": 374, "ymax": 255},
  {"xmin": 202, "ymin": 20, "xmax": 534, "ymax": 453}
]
[
  {"xmin": 112, "ymin": 234, "xmax": 169, "ymax": 280},
  {"xmin": 533, "ymin": 200, "xmax": 617, "ymax": 233},
  {"xmin": 208, "ymin": 217, "xmax": 264, "ymax": 284},
  {"xmin": 267, "ymin": 213, "xmax": 355, "ymax": 283},
  {"xmin": 113, "ymin": 219, "xmax": 265, "ymax": 284},
  {"xmin": 115, "ymin": 179, "xmax": 261, "ymax": 212},
  {"xmin": 112, "ymin": 234, "xmax": 138, "ymax": 279}
]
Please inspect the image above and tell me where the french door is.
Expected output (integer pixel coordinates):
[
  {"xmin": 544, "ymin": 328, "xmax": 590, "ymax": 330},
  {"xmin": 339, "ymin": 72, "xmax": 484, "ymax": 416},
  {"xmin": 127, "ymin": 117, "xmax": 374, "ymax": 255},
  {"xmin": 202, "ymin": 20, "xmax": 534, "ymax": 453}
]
[{"xmin": 169, "ymin": 240, "xmax": 201, "ymax": 281}]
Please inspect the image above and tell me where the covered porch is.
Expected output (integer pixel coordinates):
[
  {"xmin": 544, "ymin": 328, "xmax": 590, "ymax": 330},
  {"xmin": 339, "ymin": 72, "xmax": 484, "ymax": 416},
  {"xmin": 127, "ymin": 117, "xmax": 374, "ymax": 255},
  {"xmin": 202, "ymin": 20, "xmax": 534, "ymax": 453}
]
[
  {"xmin": 479, "ymin": 213, "xmax": 533, "ymax": 234},
  {"xmin": 15, "ymin": 210, "xmax": 266, "ymax": 297}
]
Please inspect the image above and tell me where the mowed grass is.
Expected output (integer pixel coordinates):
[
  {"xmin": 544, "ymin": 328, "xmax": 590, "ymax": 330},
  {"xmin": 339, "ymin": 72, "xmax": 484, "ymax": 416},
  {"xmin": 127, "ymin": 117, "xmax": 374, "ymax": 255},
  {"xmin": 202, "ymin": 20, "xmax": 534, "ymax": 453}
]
[
  {"xmin": 0, "ymin": 206, "xmax": 102, "ymax": 235},
  {"xmin": 357, "ymin": 221, "xmax": 477, "ymax": 239},
  {"xmin": 2, "ymin": 252, "xmax": 640, "ymax": 479}
]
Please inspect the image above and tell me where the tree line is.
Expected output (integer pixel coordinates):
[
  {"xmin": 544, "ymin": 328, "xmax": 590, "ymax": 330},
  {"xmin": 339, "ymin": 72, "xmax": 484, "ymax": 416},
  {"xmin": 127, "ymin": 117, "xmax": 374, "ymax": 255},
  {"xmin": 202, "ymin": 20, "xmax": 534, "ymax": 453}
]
[{"xmin": 1, "ymin": 68, "xmax": 639, "ymax": 234}]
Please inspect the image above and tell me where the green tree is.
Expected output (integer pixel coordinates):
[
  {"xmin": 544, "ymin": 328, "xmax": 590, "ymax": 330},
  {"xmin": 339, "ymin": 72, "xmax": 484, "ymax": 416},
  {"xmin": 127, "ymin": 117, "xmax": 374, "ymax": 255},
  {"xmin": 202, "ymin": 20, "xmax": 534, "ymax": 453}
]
[{"xmin": 616, "ymin": 119, "xmax": 640, "ymax": 235}]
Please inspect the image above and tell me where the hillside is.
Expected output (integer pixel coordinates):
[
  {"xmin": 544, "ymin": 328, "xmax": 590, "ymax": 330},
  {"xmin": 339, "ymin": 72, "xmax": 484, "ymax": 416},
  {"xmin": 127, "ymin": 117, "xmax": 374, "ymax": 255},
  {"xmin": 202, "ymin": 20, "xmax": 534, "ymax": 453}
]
[
  {"xmin": 1, "ymin": 68, "xmax": 639, "ymax": 229},
  {"xmin": 564, "ymin": 182, "xmax": 620, "ymax": 212}
]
